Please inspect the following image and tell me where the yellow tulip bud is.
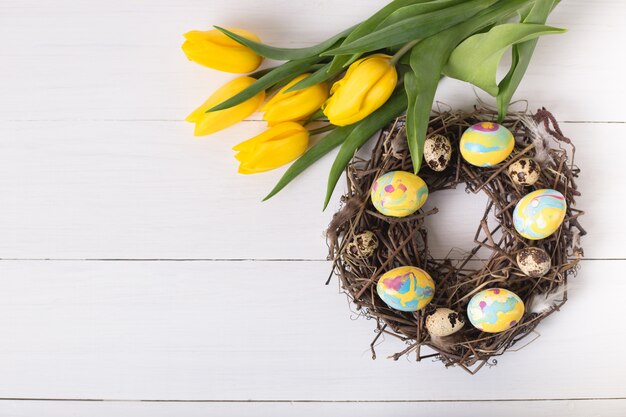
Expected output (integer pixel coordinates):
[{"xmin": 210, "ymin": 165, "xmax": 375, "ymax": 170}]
[
  {"xmin": 186, "ymin": 76, "xmax": 265, "ymax": 136},
  {"xmin": 182, "ymin": 28, "xmax": 263, "ymax": 73},
  {"xmin": 233, "ymin": 122, "xmax": 309, "ymax": 174},
  {"xmin": 323, "ymin": 54, "xmax": 398, "ymax": 126},
  {"xmin": 262, "ymin": 74, "xmax": 329, "ymax": 125}
]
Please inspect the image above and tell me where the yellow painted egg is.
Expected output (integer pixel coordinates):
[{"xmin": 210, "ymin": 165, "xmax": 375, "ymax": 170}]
[
  {"xmin": 513, "ymin": 189, "xmax": 567, "ymax": 240},
  {"xmin": 376, "ymin": 266, "xmax": 435, "ymax": 312},
  {"xmin": 370, "ymin": 171, "xmax": 428, "ymax": 217},
  {"xmin": 460, "ymin": 122, "xmax": 514, "ymax": 167},
  {"xmin": 467, "ymin": 288, "xmax": 525, "ymax": 333}
]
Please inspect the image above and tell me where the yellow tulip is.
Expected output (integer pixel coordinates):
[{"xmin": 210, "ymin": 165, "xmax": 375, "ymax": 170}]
[
  {"xmin": 186, "ymin": 76, "xmax": 265, "ymax": 136},
  {"xmin": 323, "ymin": 54, "xmax": 398, "ymax": 126},
  {"xmin": 182, "ymin": 28, "xmax": 263, "ymax": 73},
  {"xmin": 233, "ymin": 122, "xmax": 309, "ymax": 174},
  {"xmin": 262, "ymin": 74, "xmax": 329, "ymax": 125}
]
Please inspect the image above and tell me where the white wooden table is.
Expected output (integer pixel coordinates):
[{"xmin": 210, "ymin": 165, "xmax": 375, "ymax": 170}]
[{"xmin": 1, "ymin": 1, "xmax": 625, "ymax": 415}]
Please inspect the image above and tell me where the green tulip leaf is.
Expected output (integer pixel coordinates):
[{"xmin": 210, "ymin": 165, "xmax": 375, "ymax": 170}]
[
  {"xmin": 323, "ymin": 0, "xmax": 499, "ymax": 56},
  {"xmin": 326, "ymin": 0, "xmax": 427, "ymax": 74},
  {"xmin": 324, "ymin": 90, "xmax": 407, "ymax": 209},
  {"xmin": 378, "ymin": 0, "xmax": 470, "ymax": 28},
  {"xmin": 213, "ymin": 26, "xmax": 354, "ymax": 61},
  {"xmin": 263, "ymin": 125, "xmax": 355, "ymax": 201},
  {"xmin": 497, "ymin": 0, "xmax": 560, "ymax": 120},
  {"xmin": 405, "ymin": 0, "xmax": 533, "ymax": 172},
  {"xmin": 443, "ymin": 23, "xmax": 566, "ymax": 96},
  {"xmin": 208, "ymin": 56, "xmax": 323, "ymax": 112},
  {"xmin": 284, "ymin": 62, "xmax": 340, "ymax": 93}
]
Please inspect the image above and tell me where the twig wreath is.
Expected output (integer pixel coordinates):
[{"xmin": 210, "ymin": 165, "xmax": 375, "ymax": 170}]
[
  {"xmin": 179, "ymin": 0, "xmax": 578, "ymax": 374},
  {"xmin": 327, "ymin": 106, "xmax": 584, "ymax": 374}
]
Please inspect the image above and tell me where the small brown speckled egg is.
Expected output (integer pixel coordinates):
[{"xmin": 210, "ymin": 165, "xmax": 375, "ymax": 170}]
[
  {"xmin": 517, "ymin": 247, "xmax": 551, "ymax": 277},
  {"xmin": 424, "ymin": 134, "xmax": 452, "ymax": 172},
  {"xmin": 507, "ymin": 158, "xmax": 540, "ymax": 186},
  {"xmin": 425, "ymin": 308, "xmax": 465, "ymax": 337},
  {"xmin": 345, "ymin": 231, "xmax": 378, "ymax": 258}
]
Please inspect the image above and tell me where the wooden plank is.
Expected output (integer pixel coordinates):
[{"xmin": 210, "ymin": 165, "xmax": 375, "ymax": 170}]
[
  {"xmin": 0, "ymin": 259, "xmax": 621, "ymax": 400},
  {"xmin": 0, "ymin": 121, "xmax": 620, "ymax": 259},
  {"xmin": 2, "ymin": 399, "xmax": 625, "ymax": 417},
  {"xmin": 0, "ymin": 0, "xmax": 623, "ymax": 122}
]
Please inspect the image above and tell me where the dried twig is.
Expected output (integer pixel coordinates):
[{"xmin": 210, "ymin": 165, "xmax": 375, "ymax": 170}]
[{"xmin": 326, "ymin": 107, "xmax": 584, "ymax": 372}]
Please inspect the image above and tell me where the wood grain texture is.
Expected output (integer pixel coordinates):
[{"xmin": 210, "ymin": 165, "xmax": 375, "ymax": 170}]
[
  {"xmin": 0, "ymin": 260, "xmax": 623, "ymax": 401},
  {"xmin": 0, "ymin": 0, "xmax": 623, "ymax": 122},
  {"xmin": 0, "ymin": 121, "xmax": 620, "ymax": 260},
  {"xmin": 0, "ymin": 0, "xmax": 625, "ymax": 414},
  {"xmin": 2, "ymin": 399, "xmax": 626, "ymax": 417}
]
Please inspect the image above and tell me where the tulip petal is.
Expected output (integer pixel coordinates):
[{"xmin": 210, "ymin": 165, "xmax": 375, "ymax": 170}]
[
  {"xmin": 182, "ymin": 28, "xmax": 263, "ymax": 73},
  {"xmin": 262, "ymin": 74, "xmax": 329, "ymax": 125},
  {"xmin": 186, "ymin": 76, "xmax": 264, "ymax": 136},
  {"xmin": 234, "ymin": 123, "xmax": 310, "ymax": 174},
  {"xmin": 264, "ymin": 125, "xmax": 354, "ymax": 201},
  {"xmin": 209, "ymin": 55, "xmax": 324, "ymax": 112},
  {"xmin": 323, "ymin": 54, "xmax": 397, "ymax": 126}
]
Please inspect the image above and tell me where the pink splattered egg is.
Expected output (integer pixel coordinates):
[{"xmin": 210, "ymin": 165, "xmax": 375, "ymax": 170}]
[{"xmin": 370, "ymin": 171, "xmax": 428, "ymax": 217}]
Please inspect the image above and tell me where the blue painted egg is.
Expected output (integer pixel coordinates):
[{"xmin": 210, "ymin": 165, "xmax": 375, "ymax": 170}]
[
  {"xmin": 513, "ymin": 189, "xmax": 567, "ymax": 240},
  {"xmin": 460, "ymin": 122, "xmax": 515, "ymax": 167},
  {"xmin": 467, "ymin": 288, "xmax": 525, "ymax": 333},
  {"xmin": 376, "ymin": 266, "xmax": 435, "ymax": 312}
]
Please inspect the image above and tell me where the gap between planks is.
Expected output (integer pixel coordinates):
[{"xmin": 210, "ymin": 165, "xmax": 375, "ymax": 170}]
[
  {"xmin": 0, "ymin": 258, "xmax": 619, "ymax": 262},
  {"xmin": 0, "ymin": 397, "xmax": 625, "ymax": 403}
]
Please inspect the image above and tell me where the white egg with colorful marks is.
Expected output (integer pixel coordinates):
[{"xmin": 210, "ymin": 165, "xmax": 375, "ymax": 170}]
[
  {"xmin": 460, "ymin": 122, "xmax": 515, "ymax": 167},
  {"xmin": 513, "ymin": 189, "xmax": 567, "ymax": 240},
  {"xmin": 370, "ymin": 171, "xmax": 428, "ymax": 218},
  {"xmin": 467, "ymin": 288, "xmax": 525, "ymax": 333}
]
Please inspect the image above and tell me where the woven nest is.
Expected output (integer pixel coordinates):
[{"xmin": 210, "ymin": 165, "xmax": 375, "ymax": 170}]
[{"xmin": 326, "ymin": 106, "xmax": 585, "ymax": 374}]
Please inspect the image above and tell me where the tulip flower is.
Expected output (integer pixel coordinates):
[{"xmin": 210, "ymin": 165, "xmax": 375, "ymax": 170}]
[
  {"xmin": 323, "ymin": 54, "xmax": 398, "ymax": 126},
  {"xmin": 262, "ymin": 74, "xmax": 329, "ymax": 125},
  {"xmin": 233, "ymin": 122, "xmax": 309, "ymax": 174},
  {"xmin": 186, "ymin": 76, "xmax": 265, "ymax": 136},
  {"xmin": 182, "ymin": 28, "xmax": 263, "ymax": 73}
]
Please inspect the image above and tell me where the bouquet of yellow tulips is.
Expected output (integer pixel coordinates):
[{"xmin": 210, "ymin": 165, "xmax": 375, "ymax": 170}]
[{"xmin": 182, "ymin": 0, "xmax": 564, "ymax": 208}]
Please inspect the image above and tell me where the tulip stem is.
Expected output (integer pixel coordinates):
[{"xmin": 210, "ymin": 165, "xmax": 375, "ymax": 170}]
[
  {"xmin": 390, "ymin": 39, "xmax": 420, "ymax": 66},
  {"xmin": 304, "ymin": 109, "xmax": 326, "ymax": 125},
  {"xmin": 308, "ymin": 124, "xmax": 336, "ymax": 136}
]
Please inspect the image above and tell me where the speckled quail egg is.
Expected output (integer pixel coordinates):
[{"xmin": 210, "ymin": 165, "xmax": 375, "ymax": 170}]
[
  {"xmin": 423, "ymin": 134, "xmax": 452, "ymax": 172},
  {"xmin": 516, "ymin": 247, "xmax": 551, "ymax": 277},
  {"xmin": 345, "ymin": 231, "xmax": 378, "ymax": 258},
  {"xmin": 425, "ymin": 308, "xmax": 465, "ymax": 337},
  {"xmin": 507, "ymin": 158, "xmax": 541, "ymax": 186}
]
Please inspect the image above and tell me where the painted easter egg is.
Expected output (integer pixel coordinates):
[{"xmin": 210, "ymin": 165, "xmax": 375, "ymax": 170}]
[
  {"xmin": 424, "ymin": 134, "xmax": 452, "ymax": 172},
  {"xmin": 459, "ymin": 122, "xmax": 515, "ymax": 167},
  {"xmin": 376, "ymin": 266, "xmax": 435, "ymax": 312},
  {"xmin": 513, "ymin": 189, "xmax": 567, "ymax": 240},
  {"xmin": 425, "ymin": 308, "xmax": 465, "ymax": 337},
  {"xmin": 370, "ymin": 171, "xmax": 428, "ymax": 218},
  {"xmin": 467, "ymin": 288, "xmax": 525, "ymax": 333}
]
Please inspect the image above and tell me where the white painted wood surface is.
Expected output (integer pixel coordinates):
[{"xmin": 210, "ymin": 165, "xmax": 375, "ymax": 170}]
[{"xmin": 0, "ymin": 0, "xmax": 625, "ymax": 415}]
